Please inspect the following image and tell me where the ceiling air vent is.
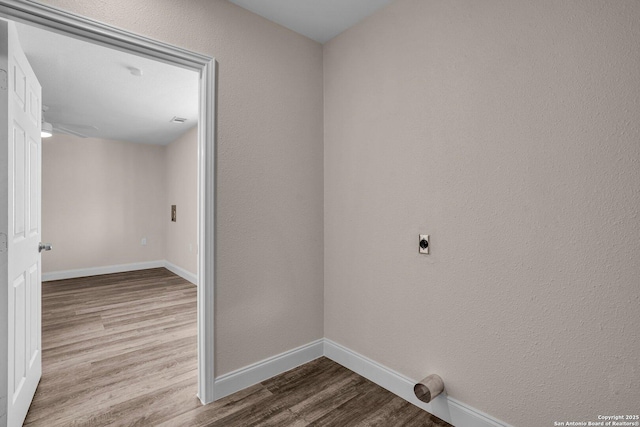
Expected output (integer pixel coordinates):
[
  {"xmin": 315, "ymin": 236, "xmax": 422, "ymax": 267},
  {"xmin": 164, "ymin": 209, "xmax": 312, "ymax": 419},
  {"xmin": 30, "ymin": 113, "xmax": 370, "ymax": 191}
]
[{"xmin": 170, "ymin": 116, "xmax": 187, "ymax": 124}]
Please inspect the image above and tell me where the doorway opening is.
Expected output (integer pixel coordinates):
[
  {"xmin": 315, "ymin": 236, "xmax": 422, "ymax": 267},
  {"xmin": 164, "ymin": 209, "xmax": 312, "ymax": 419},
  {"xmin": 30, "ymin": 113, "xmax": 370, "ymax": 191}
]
[{"xmin": 0, "ymin": 2, "xmax": 216, "ymax": 423}]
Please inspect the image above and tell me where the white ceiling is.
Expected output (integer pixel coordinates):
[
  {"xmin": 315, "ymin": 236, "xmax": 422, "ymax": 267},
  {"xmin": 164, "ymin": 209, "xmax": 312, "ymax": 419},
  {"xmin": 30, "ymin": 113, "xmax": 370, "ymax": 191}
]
[
  {"xmin": 228, "ymin": 0, "xmax": 393, "ymax": 43},
  {"xmin": 13, "ymin": 1, "xmax": 391, "ymax": 145},
  {"xmin": 15, "ymin": 23, "xmax": 199, "ymax": 146}
]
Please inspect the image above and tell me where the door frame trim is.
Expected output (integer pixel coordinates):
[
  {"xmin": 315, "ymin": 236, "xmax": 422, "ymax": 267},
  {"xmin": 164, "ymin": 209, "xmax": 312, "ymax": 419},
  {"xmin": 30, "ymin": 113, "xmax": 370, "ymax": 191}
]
[{"xmin": 0, "ymin": 0, "xmax": 216, "ymax": 405}]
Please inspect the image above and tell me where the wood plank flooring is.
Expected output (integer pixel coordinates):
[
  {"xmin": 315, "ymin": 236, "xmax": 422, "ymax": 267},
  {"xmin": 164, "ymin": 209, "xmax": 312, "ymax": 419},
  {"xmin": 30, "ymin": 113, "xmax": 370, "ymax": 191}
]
[{"xmin": 26, "ymin": 268, "xmax": 451, "ymax": 427}]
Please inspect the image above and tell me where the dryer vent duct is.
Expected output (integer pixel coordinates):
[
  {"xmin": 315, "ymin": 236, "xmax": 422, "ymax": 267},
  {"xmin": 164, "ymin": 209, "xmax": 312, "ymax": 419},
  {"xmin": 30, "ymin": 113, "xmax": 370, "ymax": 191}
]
[{"xmin": 414, "ymin": 374, "xmax": 444, "ymax": 403}]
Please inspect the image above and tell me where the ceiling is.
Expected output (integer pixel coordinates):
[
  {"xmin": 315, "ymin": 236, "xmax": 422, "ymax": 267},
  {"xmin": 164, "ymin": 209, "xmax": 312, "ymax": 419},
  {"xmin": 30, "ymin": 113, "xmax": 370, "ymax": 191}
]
[
  {"xmin": 15, "ymin": 23, "xmax": 199, "ymax": 146},
  {"xmin": 228, "ymin": 0, "xmax": 393, "ymax": 43},
  {"xmin": 13, "ymin": 1, "xmax": 391, "ymax": 145}
]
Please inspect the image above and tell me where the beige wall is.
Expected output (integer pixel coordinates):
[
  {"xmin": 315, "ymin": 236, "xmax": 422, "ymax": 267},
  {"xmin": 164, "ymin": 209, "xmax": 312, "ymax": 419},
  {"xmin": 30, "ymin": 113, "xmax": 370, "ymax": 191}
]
[
  {"xmin": 43, "ymin": 129, "xmax": 199, "ymax": 277},
  {"xmin": 39, "ymin": 0, "xmax": 325, "ymax": 376},
  {"xmin": 324, "ymin": 1, "xmax": 640, "ymax": 426},
  {"xmin": 42, "ymin": 134, "xmax": 166, "ymax": 272},
  {"xmin": 165, "ymin": 127, "xmax": 198, "ymax": 275}
]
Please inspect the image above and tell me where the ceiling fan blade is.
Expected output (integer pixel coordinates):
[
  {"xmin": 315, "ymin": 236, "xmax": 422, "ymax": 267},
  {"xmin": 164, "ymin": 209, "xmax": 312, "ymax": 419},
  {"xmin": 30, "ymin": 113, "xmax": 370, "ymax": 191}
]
[
  {"xmin": 53, "ymin": 125, "xmax": 90, "ymax": 138},
  {"xmin": 55, "ymin": 123, "xmax": 99, "ymax": 132}
]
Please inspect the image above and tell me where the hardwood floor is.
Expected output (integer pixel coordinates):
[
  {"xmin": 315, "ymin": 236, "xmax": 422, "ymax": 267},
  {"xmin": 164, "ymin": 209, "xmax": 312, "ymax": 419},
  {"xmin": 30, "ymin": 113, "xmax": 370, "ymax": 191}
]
[
  {"xmin": 25, "ymin": 268, "xmax": 198, "ymax": 427},
  {"xmin": 26, "ymin": 268, "xmax": 451, "ymax": 427}
]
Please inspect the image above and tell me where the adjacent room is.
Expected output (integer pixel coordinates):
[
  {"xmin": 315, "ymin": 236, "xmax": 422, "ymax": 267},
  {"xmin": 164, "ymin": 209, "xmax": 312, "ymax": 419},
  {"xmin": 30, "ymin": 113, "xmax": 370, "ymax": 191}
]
[
  {"xmin": 0, "ymin": 1, "xmax": 638, "ymax": 427},
  {"xmin": 10, "ymin": 21, "xmax": 201, "ymax": 426}
]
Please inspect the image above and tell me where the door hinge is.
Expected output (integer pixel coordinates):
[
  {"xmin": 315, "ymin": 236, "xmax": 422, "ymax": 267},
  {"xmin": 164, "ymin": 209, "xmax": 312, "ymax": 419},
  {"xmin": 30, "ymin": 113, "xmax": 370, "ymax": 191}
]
[
  {"xmin": 0, "ymin": 69, "xmax": 6, "ymax": 90},
  {"xmin": 0, "ymin": 233, "xmax": 7, "ymax": 253}
]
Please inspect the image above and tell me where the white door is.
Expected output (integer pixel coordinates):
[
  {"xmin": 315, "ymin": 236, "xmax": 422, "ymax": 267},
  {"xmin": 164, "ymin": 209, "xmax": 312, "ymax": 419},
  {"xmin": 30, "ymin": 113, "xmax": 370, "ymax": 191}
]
[{"xmin": 1, "ymin": 20, "xmax": 42, "ymax": 427}]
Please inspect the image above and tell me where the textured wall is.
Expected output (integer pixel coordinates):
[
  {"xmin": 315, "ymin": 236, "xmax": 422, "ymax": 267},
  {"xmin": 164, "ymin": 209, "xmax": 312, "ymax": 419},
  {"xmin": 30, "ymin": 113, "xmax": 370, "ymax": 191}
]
[
  {"xmin": 38, "ymin": 0, "xmax": 325, "ymax": 376},
  {"xmin": 165, "ymin": 127, "xmax": 198, "ymax": 276},
  {"xmin": 43, "ymin": 127, "xmax": 198, "ymax": 278},
  {"xmin": 42, "ymin": 134, "xmax": 166, "ymax": 272},
  {"xmin": 324, "ymin": 0, "xmax": 640, "ymax": 425}
]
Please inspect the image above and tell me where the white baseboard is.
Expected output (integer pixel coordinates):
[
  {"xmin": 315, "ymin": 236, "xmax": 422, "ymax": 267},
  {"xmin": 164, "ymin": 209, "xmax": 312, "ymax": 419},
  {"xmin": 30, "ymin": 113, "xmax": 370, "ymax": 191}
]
[
  {"xmin": 42, "ymin": 260, "xmax": 165, "ymax": 282},
  {"xmin": 212, "ymin": 337, "xmax": 510, "ymax": 426},
  {"xmin": 42, "ymin": 260, "xmax": 198, "ymax": 285},
  {"xmin": 214, "ymin": 339, "xmax": 324, "ymax": 400},
  {"xmin": 163, "ymin": 260, "xmax": 197, "ymax": 286},
  {"xmin": 323, "ymin": 339, "xmax": 512, "ymax": 427}
]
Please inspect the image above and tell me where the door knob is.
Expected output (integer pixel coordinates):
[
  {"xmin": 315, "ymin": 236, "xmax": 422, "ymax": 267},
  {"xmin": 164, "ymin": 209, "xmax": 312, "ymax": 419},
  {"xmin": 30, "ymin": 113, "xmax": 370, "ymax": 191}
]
[{"xmin": 38, "ymin": 242, "xmax": 53, "ymax": 253}]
